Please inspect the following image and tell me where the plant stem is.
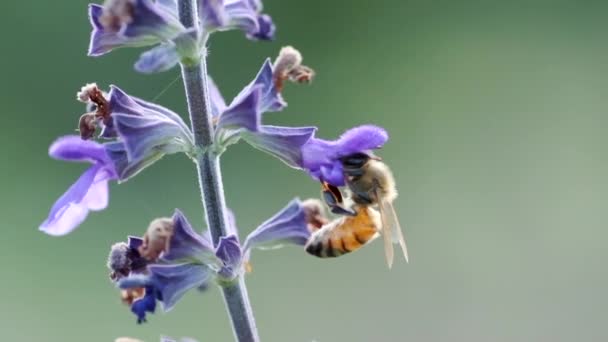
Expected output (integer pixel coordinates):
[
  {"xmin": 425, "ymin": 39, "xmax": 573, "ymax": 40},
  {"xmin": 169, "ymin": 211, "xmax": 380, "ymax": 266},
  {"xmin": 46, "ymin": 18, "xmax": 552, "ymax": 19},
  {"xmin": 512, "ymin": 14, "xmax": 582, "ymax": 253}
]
[{"xmin": 177, "ymin": 1, "xmax": 260, "ymax": 341}]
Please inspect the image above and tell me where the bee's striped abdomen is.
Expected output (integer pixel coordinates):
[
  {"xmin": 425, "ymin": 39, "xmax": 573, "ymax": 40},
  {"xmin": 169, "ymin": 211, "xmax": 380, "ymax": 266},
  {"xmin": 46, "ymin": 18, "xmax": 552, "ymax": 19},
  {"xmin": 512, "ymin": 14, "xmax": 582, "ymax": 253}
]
[{"xmin": 305, "ymin": 206, "xmax": 380, "ymax": 258}]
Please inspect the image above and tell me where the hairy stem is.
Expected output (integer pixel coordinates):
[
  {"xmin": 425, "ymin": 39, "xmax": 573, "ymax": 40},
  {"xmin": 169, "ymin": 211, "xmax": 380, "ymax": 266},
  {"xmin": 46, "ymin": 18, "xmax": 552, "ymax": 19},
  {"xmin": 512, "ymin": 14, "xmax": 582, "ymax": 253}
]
[{"xmin": 177, "ymin": 0, "xmax": 260, "ymax": 341}]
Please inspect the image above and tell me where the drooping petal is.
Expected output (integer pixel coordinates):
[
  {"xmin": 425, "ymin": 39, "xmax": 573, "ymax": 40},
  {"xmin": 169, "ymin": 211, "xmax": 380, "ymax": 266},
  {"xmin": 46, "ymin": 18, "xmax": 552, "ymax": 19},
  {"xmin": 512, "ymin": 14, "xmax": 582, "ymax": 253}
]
[
  {"xmin": 241, "ymin": 125, "xmax": 317, "ymax": 168},
  {"xmin": 148, "ymin": 263, "xmax": 213, "ymax": 311},
  {"xmin": 40, "ymin": 136, "xmax": 117, "ymax": 235},
  {"xmin": 161, "ymin": 210, "xmax": 220, "ymax": 268},
  {"xmin": 215, "ymin": 235, "xmax": 242, "ymax": 279},
  {"xmin": 243, "ymin": 198, "xmax": 309, "ymax": 253},
  {"xmin": 40, "ymin": 164, "xmax": 115, "ymax": 236},
  {"xmin": 301, "ymin": 125, "xmax": 389, "ymax": 186}
]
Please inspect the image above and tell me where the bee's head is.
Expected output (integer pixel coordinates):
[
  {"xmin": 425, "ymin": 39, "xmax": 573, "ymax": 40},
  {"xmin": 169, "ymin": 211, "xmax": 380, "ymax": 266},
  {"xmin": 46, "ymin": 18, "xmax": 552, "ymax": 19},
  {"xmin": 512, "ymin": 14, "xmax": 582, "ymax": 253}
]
[{"xmin": 341, "ymin": 152, "xmax": 375, "ymax": 171}]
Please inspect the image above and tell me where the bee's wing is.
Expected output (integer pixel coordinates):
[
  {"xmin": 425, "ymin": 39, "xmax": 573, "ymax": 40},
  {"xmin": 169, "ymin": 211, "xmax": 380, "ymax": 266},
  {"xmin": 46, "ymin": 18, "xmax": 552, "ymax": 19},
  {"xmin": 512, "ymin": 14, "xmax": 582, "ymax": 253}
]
[
  {"xmin": 383, "ymin": 199, "xmax": 408, "ymax": 263},
  {"xmin": 375, "ymin": 189, "xmax": 394, "ymax": 268}
]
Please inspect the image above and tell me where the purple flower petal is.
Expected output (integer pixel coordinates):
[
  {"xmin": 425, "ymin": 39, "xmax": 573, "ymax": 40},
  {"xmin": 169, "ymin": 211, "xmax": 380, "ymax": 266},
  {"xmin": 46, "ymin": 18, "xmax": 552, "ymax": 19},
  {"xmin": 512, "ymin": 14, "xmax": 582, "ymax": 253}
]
[
  {"xmin": 199, "ymin": 0, "xmax": 228, "ymax": 29},
  {"xmin": 243, "ymin": 198, "xmax": 309, "ymax": 253},
  {"xmin": 241, "ymin": 125, "xmax": 317, "ymax": 168},
  {"xmin": 215, "ymin": 235, "xmax": 242, "ymax": 279},
  {"xmin": 301, "ymin": 125, "xmax": 389, "ymax": 186},
  {"xmin": 246, "ymin": 14, "xmax": 275, "ymax": 40},
  {"xmin": 161, "ymin": 210, "xmax": 219, "ymax": 268},
  {"xmin": 109, "ymin": 85, "xmax": 192, "ymax": 136},
  {"xmin": 102, "ymin": 86, "xmax": 193, "ymax": 178},
  {"xmin": 148, "ymin": 263, "xmax": 213, "ymax": 311},
  {"xmin": 104, "ymin": 141, "xmax": 164, "ymax": 181},
  {"xmin": 122, "ymin": 0, "xmax": 183, "ymax": 38},
  {"xmin": 216, "ymin": 85, "xmax": 262, "ymax": 133},
  {"xmin": 231, "ymin": 59, "xmax": 285, "ymax": 113},
  {"xmin": 128, "ymin": 236, "xmax": 144, "ymax": 249}
]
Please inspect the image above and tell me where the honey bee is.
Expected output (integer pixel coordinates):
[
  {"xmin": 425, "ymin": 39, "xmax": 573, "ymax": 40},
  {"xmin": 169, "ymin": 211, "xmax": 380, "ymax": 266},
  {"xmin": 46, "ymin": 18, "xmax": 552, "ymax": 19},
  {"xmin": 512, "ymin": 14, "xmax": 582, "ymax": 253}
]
[
  {"xmin": 342, "ymin": 153, "xmax": 408, "ymax": 267},
  {"xmin": 138, "ymin": 217, "xmax": 174, "ymax": 261},
  {"xmin": 305, "ymin": 205, "xmax": 380, "ymax": 258},
  {"xmin": 305, "ymin": 153, "xmax": 408, "ymax": 268}
]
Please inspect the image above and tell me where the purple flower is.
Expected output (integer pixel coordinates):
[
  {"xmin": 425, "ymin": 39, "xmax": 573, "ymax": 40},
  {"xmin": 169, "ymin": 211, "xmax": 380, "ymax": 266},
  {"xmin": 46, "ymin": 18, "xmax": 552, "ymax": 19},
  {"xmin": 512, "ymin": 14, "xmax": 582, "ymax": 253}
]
[
  {"xmin": 199, "ymin": 0, "xmax": 275, "ymax": 40},
  {"xmin": 242, "ymin": 198, "xmax": 310, "ymax": 253},
  {"xmin": 117, "ymin": 199, "xmax": 309, "ymax": 322},
  {"xmin": 40, "ymin": 136, "xmax": 117, "ymax": 236},
  {"xmin": 207, "ymin": 52, "xmax": 386, "ymax": 186},
  {"xmin": 78, "ymin": 84, "xmax": 194, "ymax": 180},
  {"xmin": 300, "ymin": 125, "xmax": 389, "ymax": 186},
  {"xmin": 88, "ymin": 0, "xmax": 185, "ymax": 56},
  {"xmin": 108, "ymin": 86, "xmax": 194, "ymax": 173},
  {"xmin": 211, "ymin": 58, "xmax": 316, "ymax": 163}
]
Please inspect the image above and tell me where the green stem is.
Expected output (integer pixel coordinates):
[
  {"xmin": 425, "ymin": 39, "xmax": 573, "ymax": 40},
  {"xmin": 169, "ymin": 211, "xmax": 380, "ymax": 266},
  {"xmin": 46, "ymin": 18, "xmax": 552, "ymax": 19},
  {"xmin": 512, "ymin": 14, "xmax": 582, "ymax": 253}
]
[{"xmin": 177, "ymin": 1, "xmax": 260, "ymax": 341}]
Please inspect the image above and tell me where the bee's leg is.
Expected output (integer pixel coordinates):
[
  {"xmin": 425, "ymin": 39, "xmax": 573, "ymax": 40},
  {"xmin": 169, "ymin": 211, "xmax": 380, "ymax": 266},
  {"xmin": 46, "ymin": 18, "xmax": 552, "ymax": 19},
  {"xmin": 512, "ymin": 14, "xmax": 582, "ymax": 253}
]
[
  {"xmin": 321, "ymin": 182, "xmax": 356, "ymax": 216},
  {"xmin": 330, "ymin": 205, "xmax": 356, "ymax": 216}
]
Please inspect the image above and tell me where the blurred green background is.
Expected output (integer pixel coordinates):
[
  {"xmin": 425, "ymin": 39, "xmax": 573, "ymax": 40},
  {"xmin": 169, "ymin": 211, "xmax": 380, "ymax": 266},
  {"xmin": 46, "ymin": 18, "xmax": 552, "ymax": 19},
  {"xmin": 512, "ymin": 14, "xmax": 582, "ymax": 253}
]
[{"xmin": 1, "ymin": 0, "xmax": 607, "ymax": 341}]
